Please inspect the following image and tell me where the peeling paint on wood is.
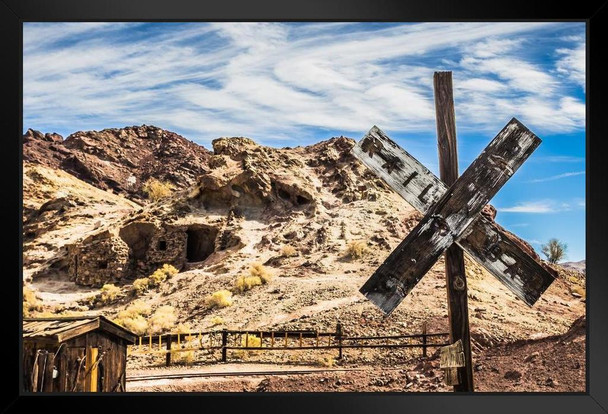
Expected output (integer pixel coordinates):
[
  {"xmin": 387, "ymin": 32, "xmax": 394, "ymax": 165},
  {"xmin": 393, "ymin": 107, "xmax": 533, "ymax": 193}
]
[
  {"xmin": 357, "ymin": 118, "xmax": 543, "ymax": 315},
  {"xmin": 352, "ymin": 125, "xmax": 555, "ymax": 308}
]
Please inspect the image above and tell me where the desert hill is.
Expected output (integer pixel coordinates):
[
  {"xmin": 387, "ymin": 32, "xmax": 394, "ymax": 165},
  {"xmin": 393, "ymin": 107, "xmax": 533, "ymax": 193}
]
[
  {"xmin": 24, "ymin": 125, "xmax": 211, "ymax": 201},
  {"xmin": 22, "ymin": 125, "xmax": 586, "ymax": 391}
]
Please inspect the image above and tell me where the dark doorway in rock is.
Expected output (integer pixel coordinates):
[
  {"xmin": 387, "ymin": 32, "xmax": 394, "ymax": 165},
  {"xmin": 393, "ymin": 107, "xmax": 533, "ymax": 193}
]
[
  {"xmin": 119, "ymin": 222, "xmax": 156, "ymax": 260},
  {"xmin": 158, "ymin": 240, "xmax": 167, "ymax": 251},
  {"xmin": 186, "ymin": 225, "xmax": 218, "ymax": 262}
]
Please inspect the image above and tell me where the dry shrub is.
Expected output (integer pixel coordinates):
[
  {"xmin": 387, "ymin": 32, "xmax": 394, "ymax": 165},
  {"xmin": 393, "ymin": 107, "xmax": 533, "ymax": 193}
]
[
  {"xmin": 100, "ymin": 284, "xmax": 121, "ymax": 303},
  {"xmin": 174, "ymin": 322, "xmax": 196, "ymax": 364},
  {"xmin": 571, "ymin": 285, "xmax": 586, "ymax": 298},
  {"xmin": 234, "ymin": 275, "xmax": 262, "ymax": 293},
  {"xmin": 132, "ymin": 278, "xmax": 150, "ymax": 295},
  {"xmin": 148, "ymin": 264, "xmax": 176, "ymax": 287},
  {"xmin": 317, "ymin": 356, "xmax": 336, "ymax": 368},
  {"xmin": 235, "ymin": 334, "xmax": 262, "ymax": 359},
  {"xmin": 210, "ymin": 316, "xmax": 224, "ymax": 327},
  {"xmin": 249, "ymin": 262, "xmax": 272, "ymax": 284},
  {"xmin": 23, "ymin": 285, "xmax": 42, "ymax": 317},
  {"xmin": 161, "ymin": 264, "xmax": 179, "ymax": 277},
  {"xmin": 346, "ymin": 240, "xmax": 368, "ymax": 259},
  {"xmin": 148, "ymin": 305, "xmax": 177, "ymax": 334},
  {"xmin": 142, "ymin": 178, "xmax": 174, "ymax": 201},
  {"xmin": 176, "ymin": 322, "xmax": 192, "ymax": 334},
  {"xmin": 114, "ymin": 301, "xmax": 152, "ymax": 335},
  {"xmin": 280, "ymin": 245, "xmax": 297, "ymax": 257},
  {"xmin": 206, "ymin": 290, "xmax": 233, "ymax": 309},
  {"xmin": 173, "ymin": 350, "xmax": 195, "ymax": 365}
]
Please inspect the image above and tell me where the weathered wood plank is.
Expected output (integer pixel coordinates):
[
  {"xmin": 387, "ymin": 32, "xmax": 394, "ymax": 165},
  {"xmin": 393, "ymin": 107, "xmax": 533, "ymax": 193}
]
[
  {"xmin": 352, "ymin": 125, "xmax": 555, "ymax": 307},
  {"xmin": 434, "ymin": 71, "xmax": 473, "ymax": 392},
  {"xmin": 359, "ymin": 118, "xmax": 541, "ymax": 315}
]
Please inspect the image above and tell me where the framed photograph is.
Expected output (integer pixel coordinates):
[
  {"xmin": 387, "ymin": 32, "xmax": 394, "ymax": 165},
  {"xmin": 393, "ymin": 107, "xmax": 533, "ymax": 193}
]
[{"xmin": 4, "ymin": 0, "xmax": 607, "ymax": 413}]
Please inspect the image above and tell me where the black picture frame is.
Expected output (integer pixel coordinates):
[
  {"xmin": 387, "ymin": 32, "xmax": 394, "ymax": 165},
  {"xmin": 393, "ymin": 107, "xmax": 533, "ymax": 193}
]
[{"xmin": 2, "ymin": 1, "xmax": 607, "ymax": 413}]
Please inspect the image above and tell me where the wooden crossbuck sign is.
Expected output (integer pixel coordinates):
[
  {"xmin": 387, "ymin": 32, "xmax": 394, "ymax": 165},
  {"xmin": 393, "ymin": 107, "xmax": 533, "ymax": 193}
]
[{"xmin": 351, "ymin": 72, "xmax": 556, "ymax": 392}]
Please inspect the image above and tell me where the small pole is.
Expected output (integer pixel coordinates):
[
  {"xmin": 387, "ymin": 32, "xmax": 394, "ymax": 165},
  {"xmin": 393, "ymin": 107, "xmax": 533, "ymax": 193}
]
[
  {"xmin": 422, "ymin": 321, "xmax": 428, "ymax": 358},
  {"xmin": 271, "ymin": 332, "xmax": 275, "ymax": 348},
  {"xmin": 166, "ymin": 336, "xmax": 173, "ymax": 367},
  {"xmin": 260, "ymin": 331, "xmax": 263, "ymax": 348},
  {"xmin": 284, "ymin": 332, "xmax": 288, "ymax": 348},
  {"xmin": 158, "ymin": 334, "xmax": 162, "ymax": 351},
  {"xmin": 337, "ymin": 322, "xmax": 343, "ymax": 360},
  {"xmin": 299, "ymin": 333, "xmax": 303, "ymax": 348},
  {"xmin": 221, "ymin": 329, "xmax": 228, "ymax": 362}
]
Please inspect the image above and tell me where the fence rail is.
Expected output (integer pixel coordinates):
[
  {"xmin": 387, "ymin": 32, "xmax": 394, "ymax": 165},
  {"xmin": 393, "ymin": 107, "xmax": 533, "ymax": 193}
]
[{"xmin": 128, "ymin": 322, "xmax": 449, "ymax": 366}]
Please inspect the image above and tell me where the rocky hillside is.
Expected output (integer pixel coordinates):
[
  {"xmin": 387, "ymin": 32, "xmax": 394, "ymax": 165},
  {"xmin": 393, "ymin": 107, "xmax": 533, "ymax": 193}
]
[
  {"xmin": 24, "ymin": 126, "xmax": 211, "ymax": 201},
  {"xmin": 561, "ymin": 260, "xmax": 585, "ymax": 274},
  {"xmin": 22, "ymin": 125, "xmax": 586, "ymax": 392}
]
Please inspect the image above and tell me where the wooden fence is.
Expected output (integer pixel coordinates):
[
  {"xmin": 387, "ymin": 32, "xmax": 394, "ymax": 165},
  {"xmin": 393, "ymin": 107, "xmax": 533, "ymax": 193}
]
[{"xmin": 128, "ymin": 322, "xmax": 450, "ymax": 366}]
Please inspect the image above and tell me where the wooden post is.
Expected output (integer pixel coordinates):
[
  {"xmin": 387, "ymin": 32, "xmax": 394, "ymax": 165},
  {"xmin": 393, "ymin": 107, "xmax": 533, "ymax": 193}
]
[
  {"xmin": 336, "ymin": 322, "xmax": 343, "ymax": 360},
  {"xmin": 422, "ymin": 321, "xmax": 428, "ymax": 358},
  {"xmin": 166, "ymin": 335, "xmax": 173, "ymax": 367},
  {"xmin": 221, "ymin": 329, "xmax": 228, "ymax": 362},
  {"xmin": 85, "ymin": 347, "xmax": 98, "ymax": 392},
  {"xmin": 434, "ymin": 70, "xmax": 474, "ymax": 392}
]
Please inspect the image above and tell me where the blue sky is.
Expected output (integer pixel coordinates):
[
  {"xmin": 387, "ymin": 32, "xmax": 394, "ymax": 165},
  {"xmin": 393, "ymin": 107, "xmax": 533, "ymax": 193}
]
[{"xmin": 23, "ymin": 22, "xmax": 586, "ymax": 262}]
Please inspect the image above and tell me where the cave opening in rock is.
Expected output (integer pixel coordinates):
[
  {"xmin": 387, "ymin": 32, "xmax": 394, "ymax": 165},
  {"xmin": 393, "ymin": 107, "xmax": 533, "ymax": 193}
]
[
  {"xmin": 277, "ymin": 189, "xmax": 291, "ymax": 200},
  {"xmin": 119, "ymin": 222, "xmax": 156, "ymax": 260},
  {"xmin": 186, "ymin": 225, "xmax": 218, "ymax": 262},
  {"xmin": 296, "ymin": 195, "xmax": 311, "ymax": 205}
]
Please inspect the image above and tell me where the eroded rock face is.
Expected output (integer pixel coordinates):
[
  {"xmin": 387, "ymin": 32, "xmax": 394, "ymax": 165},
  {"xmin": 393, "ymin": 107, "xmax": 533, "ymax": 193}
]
[
  {"xmin": 189, "ymin": 137, "xmax": 321, "ymax": 211},
  {"xmin": 23, "ymin": 125, "xmax": 212, "ymax": 201}
]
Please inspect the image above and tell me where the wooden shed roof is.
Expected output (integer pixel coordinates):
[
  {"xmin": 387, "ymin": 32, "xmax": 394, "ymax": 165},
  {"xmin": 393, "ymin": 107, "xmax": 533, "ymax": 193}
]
[{"xmin": 23, "ymin": 315, "xmax": 137, "ymax": 344}]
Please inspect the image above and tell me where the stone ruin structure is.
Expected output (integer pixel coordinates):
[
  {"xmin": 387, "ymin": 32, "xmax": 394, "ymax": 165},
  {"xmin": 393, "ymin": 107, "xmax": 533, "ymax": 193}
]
[{"xmin": 67, "ymin": 218, "xmax": 242, "ymax": 286}]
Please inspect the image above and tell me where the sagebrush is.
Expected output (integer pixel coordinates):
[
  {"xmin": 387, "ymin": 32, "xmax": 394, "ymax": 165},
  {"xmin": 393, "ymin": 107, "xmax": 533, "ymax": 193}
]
[
  {"xmin": 206, "ymin": 290, "xmax": 233, "ymax": 309},
  {"xmin": 23, "ymin": 285, "xmax": 42, "ymax": 317},
  {"xmin": 235, "ymin": 334, "xmax": 262, "ymax": 359},
  {"xmin": 148, "ymin": 305, "xmax": 178, "ymax": 334},
  {"xmin": 249, "ymin": 262, "xmax": 272, "ymax": 284},
  {"xmin": 113, "ymin": 301, "xmax": 152, "ymax": 335},
  {"xmin": 233, "ymin": 275, "xmax": 262, "ymax": 293},
  {"xmin": 346, "ymin": 240, "xmax": 368, "ymax": 259},
  {"xmin": 99, "ymin": 284, "xmax": 121, "ymax": 303},
  {"xmin": 142, "ymin": 178, "xmax": 174, "ymax": 201},
  {"xmin": 280, "ymin": 245, "xmax": 297, "ymax": 257},
  {"xmin": 132, "ymin": 278, "xmax": 150, "ymax": 295}
]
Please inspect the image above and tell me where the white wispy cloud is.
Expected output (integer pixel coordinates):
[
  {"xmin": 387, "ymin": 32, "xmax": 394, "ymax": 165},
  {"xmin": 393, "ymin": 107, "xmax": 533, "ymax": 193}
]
[
  {"xmin": 534, "ymin": 155, "xmax": 584, "ymax": 163},
  {"xmin": 23, "ymin": 22, "xmax": 585, "ymax": 145},
  {"xmin": 498, "ymin": 199, "xmax": 583, "ymax": 213},
  {"xmin": 556, "ymin": 44, "xmax": 585, "ymax": 88},
  {"xmin": 527, "ymin": 171, "xmax": 585, "ymax": 183}
]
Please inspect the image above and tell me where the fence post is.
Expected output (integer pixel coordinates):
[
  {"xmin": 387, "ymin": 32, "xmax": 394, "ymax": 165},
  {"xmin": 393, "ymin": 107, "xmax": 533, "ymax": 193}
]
[
  {"xmin": 337, "ymin": 322, "xmax": 343, "ymax": 360},
  {"xmin": 422, "ymin": 321, "xmax": 428, "ymax": 358},
  {"xmin": 165, "ymin": 335, "xmax": 172, "ymax": 367},
  {"xmin": 221, "ymin": 329, "xmax": 228, "ymax": 362}
]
